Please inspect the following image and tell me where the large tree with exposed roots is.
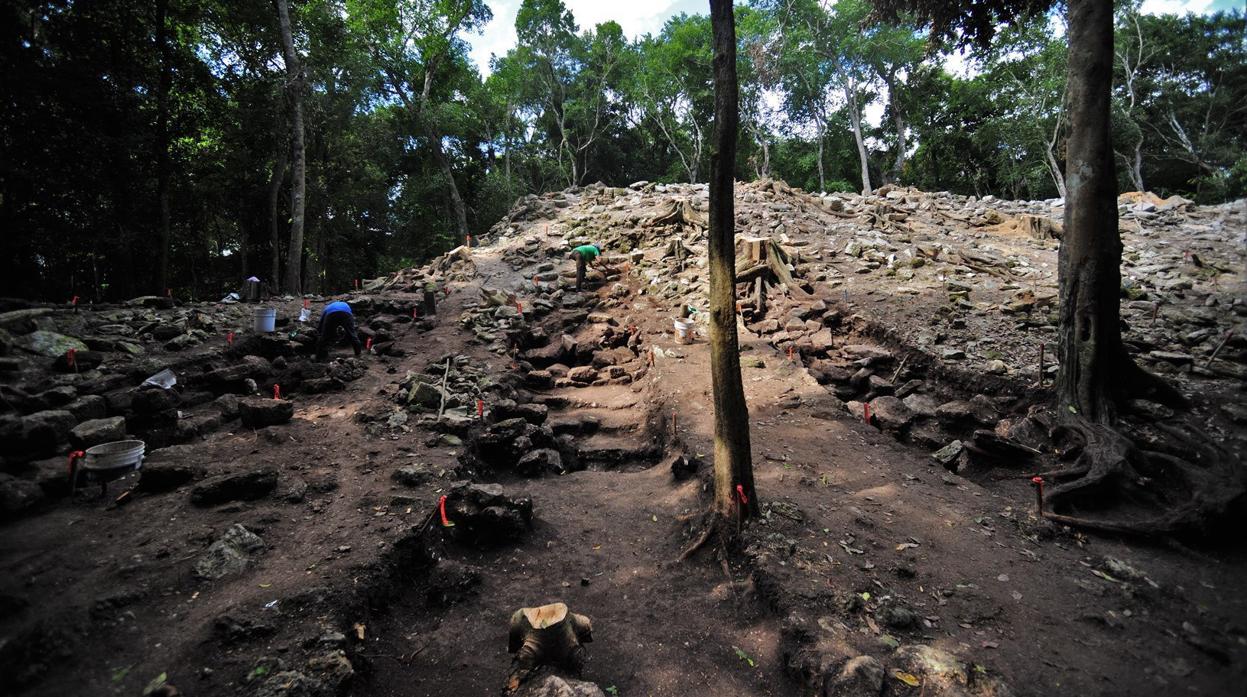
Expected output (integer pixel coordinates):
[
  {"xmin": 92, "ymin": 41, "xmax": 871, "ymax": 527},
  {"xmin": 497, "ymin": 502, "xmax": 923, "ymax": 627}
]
[{"xmin": 874, "ymin": 0, "xmax": 1243, "ymax": 534}]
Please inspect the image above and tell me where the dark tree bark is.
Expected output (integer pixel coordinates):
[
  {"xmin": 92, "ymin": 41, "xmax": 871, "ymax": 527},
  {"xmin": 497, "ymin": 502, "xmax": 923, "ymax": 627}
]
[
  {"xmin": 380, "ymin": 62, "xmax": 470, "ymax": 244},
  {"xmin": 419, "ymin": 70, "xmax": 470, "ymax": 243},
  {"xmin": 427, "ymin": 126, "xmax": 470, "ymax": 242},
  {"xmin": 275, "ymin": 0, "xmax": 306, "ymax": 295},
  {"xmin": 154, "ymin": 0, "xmax": 172, "ymax": 293},
  {"xmin": 708, "ymin": 0, "xmax": 758, "ymax": 522},
  {"xmin": 267, "ymin": 127, "xmax": 288, "ymax": 291},
  {"xmin": 1056, "ymin": 0, "xmax": 1130, "ymax": 424}
]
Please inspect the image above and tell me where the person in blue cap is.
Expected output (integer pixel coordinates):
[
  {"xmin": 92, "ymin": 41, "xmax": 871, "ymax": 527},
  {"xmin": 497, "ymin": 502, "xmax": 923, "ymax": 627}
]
[
  {"xmin": 569, "ymin": 243, "xmax": 601, "ymax": 291},
  {"xmin": 316, "ymin": 300, "xmax": 362, "ymax": 360}
]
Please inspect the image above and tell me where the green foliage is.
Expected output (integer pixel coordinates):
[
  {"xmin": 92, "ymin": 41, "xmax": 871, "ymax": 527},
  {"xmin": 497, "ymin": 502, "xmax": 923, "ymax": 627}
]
[
  {"xmin": 0, "ymin": 1, "xmax": 1241, "ymax": 300},
  {"xmin": 1112, "ymin": 8, "xmax": 1247, "ymax": 201},
  {"xmin": 629, "ymin": 13, "xmax": 714, "ymax": 182},
  {"xmin": 732, "ymin": 645, "xmax": 757, "ymax": 668}
]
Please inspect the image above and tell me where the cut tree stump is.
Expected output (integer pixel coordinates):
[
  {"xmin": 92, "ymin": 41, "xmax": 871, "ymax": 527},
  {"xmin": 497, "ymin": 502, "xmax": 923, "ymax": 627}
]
[
  {"xmin": 734, "ymin": 238, "xmax": 808, "ymax": 299},
  {"xmin": 506, "ymin": 602, "xmax": 593, "ymax": 693},
  {"xmin": 422, "ymin": 283, "xmax": 438, "ymax": 315},
  {"xmin": 645, "ymin": 199, "xmax": 708, "ymax": 230},
  {"xmin": 1019, "ymin": 214, "xmax": 1063, "ymax": 240}
]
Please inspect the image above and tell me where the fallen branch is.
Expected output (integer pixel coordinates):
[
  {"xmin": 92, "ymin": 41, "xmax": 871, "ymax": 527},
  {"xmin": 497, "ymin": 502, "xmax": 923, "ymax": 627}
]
[{"xmin": 1205, "ymin": 329, "xmax": 1234, "ymax": 367}]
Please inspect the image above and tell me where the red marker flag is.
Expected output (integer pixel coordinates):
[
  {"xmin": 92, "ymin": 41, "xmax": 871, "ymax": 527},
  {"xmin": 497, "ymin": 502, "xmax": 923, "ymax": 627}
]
[
  {"xmin": 438, "ymin": 495, "xmax": 454, "ymax": 527},
  {"xmin": 67, "ymin": 450, "xmax": 85, "ymax": 476}
]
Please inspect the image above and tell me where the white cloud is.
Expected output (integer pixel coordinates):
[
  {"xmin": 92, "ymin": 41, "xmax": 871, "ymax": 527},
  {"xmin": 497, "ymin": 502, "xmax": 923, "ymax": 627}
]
[
  {"xmin": 468, "ymin": 0, "xmax": 702, "ymax": 75},
  {"xmin": 1139, "ymin": 0, "xmax": 1214, "ymax": 16},
  {"xmin": 468, "ymin": 0, "xmax": 521, "ymax": 74},
  {"xmin": 562, "ymin": 0, "xmax": 696, "ymax": 38}
]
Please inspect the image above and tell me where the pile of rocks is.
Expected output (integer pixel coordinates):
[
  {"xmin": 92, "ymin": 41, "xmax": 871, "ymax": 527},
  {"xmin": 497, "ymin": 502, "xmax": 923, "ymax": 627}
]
[
  {"xmin": 0, "ymin": 295, "xmax": 383, "ymax": 519},
  {"xmin": 517, "ymin": 312, "xmax": 647, "ymax": 391},
  {"xmin": 470, "ymin": 179, "xmax": 1243, "ymax": 449},
  {"xmin": 441, "ymin": 482, "xmax": 534, "ymax": 547}
]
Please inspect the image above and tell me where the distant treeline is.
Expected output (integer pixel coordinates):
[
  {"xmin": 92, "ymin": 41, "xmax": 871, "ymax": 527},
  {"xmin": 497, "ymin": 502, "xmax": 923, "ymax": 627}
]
[{"xmin": 1, "ymin": 0, "xmax": 1242, "ymax": 301}]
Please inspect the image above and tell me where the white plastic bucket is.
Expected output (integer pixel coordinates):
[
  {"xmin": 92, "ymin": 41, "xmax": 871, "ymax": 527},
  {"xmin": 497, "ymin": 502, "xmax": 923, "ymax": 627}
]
[
  {"xmin": 72, "ymin": 439, "xmax": 145, "ymax": 495},
  {"xmin": 253, "ymin": 307, "xmax": 277, "ymax": 333},
  {"xmin": 673, "ymin": 318, "xmax": 694, "ymax": 344},
  {"xmin": 84, "ymin": 440, "xmax": 146, "ymax": 472}
]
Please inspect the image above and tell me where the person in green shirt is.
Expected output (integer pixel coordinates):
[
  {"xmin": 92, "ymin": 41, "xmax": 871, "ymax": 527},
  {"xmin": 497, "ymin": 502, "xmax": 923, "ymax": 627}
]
[{"xmin": 569, "ymin": 243, "xmax": 601, "ymax": 291}]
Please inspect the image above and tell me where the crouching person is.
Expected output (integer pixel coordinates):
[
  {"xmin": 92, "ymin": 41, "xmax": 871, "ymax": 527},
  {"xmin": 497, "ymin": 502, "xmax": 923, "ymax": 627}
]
[{"xmin": 315, "ymin": 300, "xmax": 362, "ymax": 360}]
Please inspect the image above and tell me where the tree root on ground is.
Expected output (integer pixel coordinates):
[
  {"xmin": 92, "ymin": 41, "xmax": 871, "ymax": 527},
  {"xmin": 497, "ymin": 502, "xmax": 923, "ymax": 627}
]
[
  {"xmin": 1122, "ymin": 360, "xmax": 1191, "ymax": 410},
  {"xmin": 678, "ymin": 511, "xmax": 721, "ymax": 562},
  {"xmin": 1037, "ymin": 414, "xmax": 1245, "ymax": 536},
  {"xmin": 645, "ymin": 198, "xmax": 708, "ymax": 231},
  {"xmin": 678, "ymin": 510, "xmax": 747, "ymax": 562}
]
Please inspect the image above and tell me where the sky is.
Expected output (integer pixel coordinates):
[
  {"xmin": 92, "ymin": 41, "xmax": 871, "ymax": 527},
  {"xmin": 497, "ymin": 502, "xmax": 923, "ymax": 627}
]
[
  {"xmin": 468, "ymin": 0, "xmax": 702, "ymax": 74},
  {"xmin": 467, "ymin": 0, "xmax": 1240, "ymax": 75}
]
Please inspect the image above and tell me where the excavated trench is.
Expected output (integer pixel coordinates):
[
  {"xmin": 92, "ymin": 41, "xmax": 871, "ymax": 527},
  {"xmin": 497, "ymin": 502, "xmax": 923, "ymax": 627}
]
[
  {"xmin": 755, "ymin": 294, "xmax": 1047, "ymax": 483},
  {"xmin": 340, "ymin": 281, "xmax": 795, "ymax": 696}
]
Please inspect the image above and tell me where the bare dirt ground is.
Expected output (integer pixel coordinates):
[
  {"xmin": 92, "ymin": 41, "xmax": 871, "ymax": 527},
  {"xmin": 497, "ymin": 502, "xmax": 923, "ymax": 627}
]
[{"xmin": 1, "ymin": 182, "xmax": 1244, "ymax": 697}]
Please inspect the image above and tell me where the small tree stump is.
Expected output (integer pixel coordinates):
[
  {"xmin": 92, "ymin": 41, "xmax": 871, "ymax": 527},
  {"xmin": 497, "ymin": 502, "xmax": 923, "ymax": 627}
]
[
  {"xmin": 1019, "ymin": 214, "xmax": 1062, "ymax": 240},
  {"xmin": 506, "ymin": 603, "xmax": 593, "ymax": 693},
  {"xmin": 422, "ymin": 282, "xmax": 438, "ymax": 315}
]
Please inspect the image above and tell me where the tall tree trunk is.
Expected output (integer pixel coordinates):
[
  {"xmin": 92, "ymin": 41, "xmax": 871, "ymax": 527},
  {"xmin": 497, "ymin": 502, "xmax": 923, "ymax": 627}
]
[
  {"xmin": 886, "ymin": 75, "xmax": 907, "ymax": 183},
  {"xmin": 708, "ymin": 0, "xmax": 758, "ymax": 522},
  {"xmin": 267, "ymin": 131, "xmax": 288, "ymax": 290},
  {"xmin": 1045, "ymin": 118, "xmax": 1068, "ymax": 199},
  {"xmin": 154, "ymin": 0, "xmax": 172, "ymax": 293},
  {"xmin": 891, "ymin": 110, "xmax": 907, "ymax": 184},
  {"xmin": 816, "ymin": 126, "xmax": 825, "ymax": 192},
  {"xmin": 759, "ymin": 132, "xmax": 770, "ymax": 179},
  {"xmin": 417, "ymin": 70, "xmax": 469, "ymax": 242},
  {"xmin": 427, "ymin": 126, "xmax": 469, "ymax": 242},
  {"xmin": 846, "ymin": 85, "xmax": 872, "ymax": 194},
  {"xmin": 1057, "ymin": 0, "xmax": 1128, "ymax": 424},
  {"xmin": 567, "ymin": 132, "xmax": 581, "ymax": 186},
  {"xmin": 276, "ymin": 0, "xmax": 305, "ymax": 295},
  {"xmin": 503, "ymin": 97, "xmax": 513, "ymax": 181},
  {"xmin": 1128, "ymin": 139, "xmax": 1145, "ymax": 192}
]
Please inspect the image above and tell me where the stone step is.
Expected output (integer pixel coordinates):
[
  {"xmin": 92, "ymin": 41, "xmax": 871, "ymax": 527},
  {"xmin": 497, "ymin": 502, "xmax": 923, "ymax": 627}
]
[
  {"xmin": 531, "ymin": 385, "xmax": 642, "ymax": 411},
  {"xmin": 547, "ymin": 407, "xmax": 642, "ymax": 437},
  {"xmin": 574, "ymin": 432, "xmax": 661, "ymax": 468}
]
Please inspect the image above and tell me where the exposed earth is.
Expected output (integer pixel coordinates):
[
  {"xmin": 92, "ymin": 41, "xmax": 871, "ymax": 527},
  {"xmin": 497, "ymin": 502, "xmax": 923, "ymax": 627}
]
[{"xmin": 1, "ymin": 181, "xmax": 1244, "ymax": 697}]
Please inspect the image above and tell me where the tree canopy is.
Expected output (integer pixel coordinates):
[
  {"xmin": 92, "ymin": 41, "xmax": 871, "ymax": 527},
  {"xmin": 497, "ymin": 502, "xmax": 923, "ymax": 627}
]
[{"xmin": 1, "ymin": 0, "xmax": 1242, "ymax": 301}]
